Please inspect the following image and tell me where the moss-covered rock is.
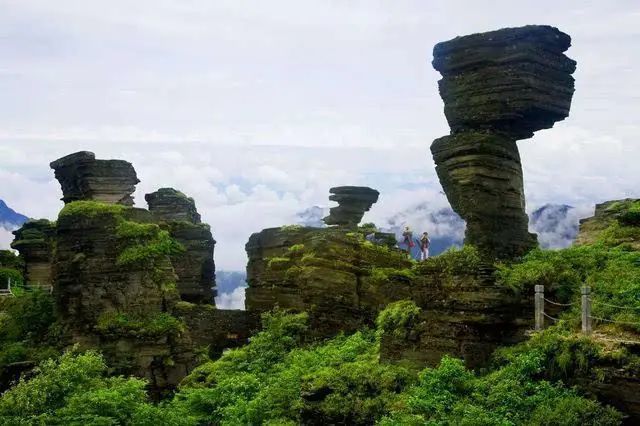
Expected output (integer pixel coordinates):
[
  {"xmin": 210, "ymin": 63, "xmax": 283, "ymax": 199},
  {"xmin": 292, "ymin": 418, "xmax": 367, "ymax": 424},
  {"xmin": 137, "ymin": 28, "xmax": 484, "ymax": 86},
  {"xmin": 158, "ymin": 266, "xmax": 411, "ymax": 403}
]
[{"xmin": 10, "ymin": 219, "xmax": 56, "ymax": 287}]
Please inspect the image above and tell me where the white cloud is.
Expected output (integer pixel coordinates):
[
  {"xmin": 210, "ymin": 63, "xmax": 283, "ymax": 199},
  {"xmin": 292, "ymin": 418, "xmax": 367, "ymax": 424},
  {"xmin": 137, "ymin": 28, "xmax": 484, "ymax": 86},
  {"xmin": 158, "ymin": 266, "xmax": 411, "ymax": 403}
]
[
  {"xmin": 215, "ymin": 286, "xmax": 246, "ymax": 310},
  {"xmin": 0, "ymin": 1, "xmax": 639, "ymax": 271}
]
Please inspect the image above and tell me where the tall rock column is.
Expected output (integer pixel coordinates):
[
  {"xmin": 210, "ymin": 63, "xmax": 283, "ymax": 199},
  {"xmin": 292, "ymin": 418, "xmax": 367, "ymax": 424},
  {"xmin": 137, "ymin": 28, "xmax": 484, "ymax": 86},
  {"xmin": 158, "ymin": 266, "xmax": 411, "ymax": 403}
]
[
  {"xmin": 431, "ymin": 25, "xmax": 576, "ymax": 258},
  {"xmin": 146, "ymin": 188, "xmax": 216, "ymax": 304}
]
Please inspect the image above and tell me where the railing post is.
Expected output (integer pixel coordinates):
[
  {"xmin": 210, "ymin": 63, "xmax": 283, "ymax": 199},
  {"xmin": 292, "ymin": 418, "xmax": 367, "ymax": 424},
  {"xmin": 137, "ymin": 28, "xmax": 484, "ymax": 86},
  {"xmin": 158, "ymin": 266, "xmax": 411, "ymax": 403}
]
[
  {"xmin": 582, "ymin": 286, "xmax": 592, "ymax": 335},
  {"xmin": 535, "ymin": 284, "xmax": 544, "ymax": 331}
]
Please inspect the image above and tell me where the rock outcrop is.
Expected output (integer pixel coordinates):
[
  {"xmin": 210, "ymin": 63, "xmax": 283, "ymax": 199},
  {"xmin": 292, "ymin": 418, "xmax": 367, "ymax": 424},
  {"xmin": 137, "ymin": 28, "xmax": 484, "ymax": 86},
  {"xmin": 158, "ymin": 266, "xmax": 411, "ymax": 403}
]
[
  {"xmin": 576, "ymin": 199, "xmax": 640, "ymax": 249},
  {"xmin": 323, "ymin": 186, "xmax": 379, "ymax": 227},
  {"xmin": 431, "ymin": 25, "xmax": 576, "ymax": 259},
  {"xmin": 11, "ymin": 219, "xmax": 56, "ymax": 287},
  {"xmin": 245, "ymin": 226, "xmax": 531, "ymax": 367},
  {"xmin": 146, "ymin": 188, "xmax": 202, "ymax": 224},
  {"xmin": 53, "ymin": 203, "xmax": 197, "ymax": 391},
  {"xmin": 146, "ymin": 188, "xmax": 216, "ymax": 304},
  {"xmin": 50, "ymin": 151, "xmax": 139, "ymax": 206}
]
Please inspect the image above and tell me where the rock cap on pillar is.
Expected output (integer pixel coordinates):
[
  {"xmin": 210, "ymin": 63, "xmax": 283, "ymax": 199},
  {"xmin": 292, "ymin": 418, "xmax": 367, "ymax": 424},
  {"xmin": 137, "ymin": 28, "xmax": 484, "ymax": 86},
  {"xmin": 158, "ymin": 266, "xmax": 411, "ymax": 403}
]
[
  {"xmin": 145, "ymin": 188, "xmax": 202, "ymax": 224},
  {"xmin": 433, "ymin": 25, "xmax": 576, "ymax": 139},
  {"xmin": 50, "ymin": 151, "xmax": 140, "ymax": 206},
  {"xmin": 323, "ymin": 186, "xmax": 380, "ymax": 227}
]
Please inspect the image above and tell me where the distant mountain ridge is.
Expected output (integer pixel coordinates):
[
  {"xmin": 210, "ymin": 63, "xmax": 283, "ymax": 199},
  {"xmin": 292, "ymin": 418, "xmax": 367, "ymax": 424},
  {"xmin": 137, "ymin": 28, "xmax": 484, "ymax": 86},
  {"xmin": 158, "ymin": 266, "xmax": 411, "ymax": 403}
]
[
  {"xmin": 296, "ymin": 202, "xmax": 584, "ymax": 255},
  {"xmin": 0, "ymin": 199, "xmax": 28, "ymax": 228}
]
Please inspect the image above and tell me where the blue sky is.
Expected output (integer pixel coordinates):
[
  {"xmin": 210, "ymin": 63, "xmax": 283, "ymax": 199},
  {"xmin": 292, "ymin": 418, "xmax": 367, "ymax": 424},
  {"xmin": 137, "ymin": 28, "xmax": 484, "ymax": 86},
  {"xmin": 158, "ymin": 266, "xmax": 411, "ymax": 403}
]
[{"xmin": 1, "ymin": 1, "xmax": 639, "ymax": 269}]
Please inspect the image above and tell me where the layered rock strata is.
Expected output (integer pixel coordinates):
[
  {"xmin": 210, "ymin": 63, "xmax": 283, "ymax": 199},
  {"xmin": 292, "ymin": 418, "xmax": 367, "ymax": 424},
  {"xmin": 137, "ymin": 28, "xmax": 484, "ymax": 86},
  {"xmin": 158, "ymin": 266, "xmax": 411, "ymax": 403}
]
[
  {"xmin": 53, "ymin": 205, "xmax": 197, "ymax": 390},
  {"xmin": 146, "ymin": 188, "xmax": 216, "ymax": 304},
  {"xmin": 323, "ymin": 186, "xmax": 380, "ymax": 227},
  {"xmin": 431, "ymin": 25, "xmax": 576, "ymax": 258},
  {"xmin": 50, "ymin": 151, "xmax": 139, "ymax": 206},
  {"xmin": 245, "ymin": 226, "xmax": 530, "ymax": 367},
  {"xmin": 11, "ymin": 219, "xmax": 56, "ymax": 287},
  {"xmin": 146, "ymin": 188, "xmax": 202, "ymax": 223}
]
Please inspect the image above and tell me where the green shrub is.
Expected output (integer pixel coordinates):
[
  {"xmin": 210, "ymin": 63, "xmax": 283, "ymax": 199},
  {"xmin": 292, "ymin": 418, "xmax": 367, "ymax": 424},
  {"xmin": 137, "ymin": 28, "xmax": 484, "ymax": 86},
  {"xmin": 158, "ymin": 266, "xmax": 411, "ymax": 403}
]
[
  {"xmin": 116, "ymin": 221, "xmax": 184, "ymax": 266},
  {"xmin": 382, "ymin": 353, "xmax": 621, "ymax": 425},
  {"xmin": 496, "ymin": 245, "xmax": 640, "ymax": 332},
  {"xmin": 58, "ymin": 201, "xmax": 125, "ymax": 219},
  {"xmin": 376, "ymin": 300, "xmax": 421, "ymax": 339},
  {"xmin": 96, "ymin": 312, "xmax": 185, "ymax": 339},
  {"xmin": 280, "ymin": 224, "xmax": 303, "ymax": 232},
  {"xmin": 0, "ymin": 267, "xmax": 23, "ymax": 288},
  {"xmin": 175, "ymin": 309, "xmax": 412, "ymax": 425},
  {"xmin": 426, "ymin": 245, "xmax": 482, "ymax": 275},
  {"xmin": 0, "ymin": 350, "xmax": 195, "ymax": 425}
]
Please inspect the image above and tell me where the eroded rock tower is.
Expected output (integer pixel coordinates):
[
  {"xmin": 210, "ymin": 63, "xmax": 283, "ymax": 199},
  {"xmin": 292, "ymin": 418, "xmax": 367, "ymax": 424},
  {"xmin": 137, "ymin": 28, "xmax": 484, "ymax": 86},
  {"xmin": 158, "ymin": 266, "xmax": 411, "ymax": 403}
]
[{"xmin": 431, "ymin": 25, "xmax": 576, "ymax": 258}]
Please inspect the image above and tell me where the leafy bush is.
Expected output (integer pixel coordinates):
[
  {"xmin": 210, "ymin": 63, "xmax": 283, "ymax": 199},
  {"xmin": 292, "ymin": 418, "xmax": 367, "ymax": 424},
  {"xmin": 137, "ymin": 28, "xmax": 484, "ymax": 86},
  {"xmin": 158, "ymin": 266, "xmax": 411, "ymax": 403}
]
[
  {"xmin": 425, "ymin": 245, "xmax": 483, "ymax": 275},
  {"xmin": 376, "ymin": 300, "xmax": 421, "ymax": 339},
  {"xmin": 116, "ymin": 221, "xmax": 184, "ymax": 266},
  {"xmin": 95, "ymin": 312, "xmax": 185, "ymax": 339},
  {"xmin": 280, "ymin": 224, "xmax": 303, "ymax": 232},
  {"xmin": 496, "ymin": 245, "xmax": 640, "ymax": 332},
  {"xmin": 0, "ymin": 350, "xmax": 194, "ymax": 425},
  {"xmin": 381, "ymin": 354, "xmax": 621, "ymax": 425},
  {"xmin": 0, "ymin": 290, "xmax": 58, "ymax": 367},
  {"xmin": 58, "ymin": 201, "xmax": 126, "ymax": 219},
  {"xmin": 174, "ymin": 309, "xmax": 412, "ymax": 424}
]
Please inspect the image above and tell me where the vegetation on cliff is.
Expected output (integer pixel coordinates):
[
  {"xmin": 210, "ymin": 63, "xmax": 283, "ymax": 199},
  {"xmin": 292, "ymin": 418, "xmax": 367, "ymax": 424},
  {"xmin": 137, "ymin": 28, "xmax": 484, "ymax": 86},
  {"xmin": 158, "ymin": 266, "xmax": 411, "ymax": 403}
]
[{"xmin": 0, "ymin": 308, "xmax": 623, "ymax": 425}]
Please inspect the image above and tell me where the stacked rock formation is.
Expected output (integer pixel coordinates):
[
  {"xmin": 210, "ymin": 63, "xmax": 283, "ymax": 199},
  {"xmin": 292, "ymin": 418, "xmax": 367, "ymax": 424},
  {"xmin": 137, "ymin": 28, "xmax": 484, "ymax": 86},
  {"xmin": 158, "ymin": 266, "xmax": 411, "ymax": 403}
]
[
  {"xmin": 50, "ymin": 151, "xmax": 140, "ymax": 206},
  {"xmin": 11, "ymin": 219, "xmax": 56, "ymax": 287},
  {"xmin": 145, "ymin": 188, "xmax": 202, "ymax": 223},
  {"xmin": 323, "ymin": 186, "xmax": 380, "ymax": 227},
  {"xmin": 146, "ymin": 188, "xmax": 216, "ymax": 304},
  {"xmin": 431, "ymin": 25, "xmax": 576, "ymax": 258}
]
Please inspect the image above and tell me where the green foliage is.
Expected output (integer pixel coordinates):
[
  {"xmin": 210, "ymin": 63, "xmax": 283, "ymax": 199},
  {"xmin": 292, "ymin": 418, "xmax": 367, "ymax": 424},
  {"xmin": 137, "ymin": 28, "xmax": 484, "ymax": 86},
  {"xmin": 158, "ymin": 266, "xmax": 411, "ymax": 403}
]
[
  {"xmin": 370, "ymin": 267, "xmax": 416, "ymax": 284},
  {"xmin": 280, "ymin": 224, "xmax": 303, "ymax": 232},
  {"xmin": 381, "ymin": 354, "xmax": 621, "ymax": 425},
  {"xmin": 0, "ymin": 290, "xmax": 58, "ymax": 367},
  {"xmin": 497, "ymin": 245, "xmax": 640, "ymax": 332},
  {"xmin": 58, "ymin": 201, "xmax": 126, "ymax": 219},
  {"xmin": 116, "ymin": 220, "xmax": 184, "ymax": 266},
  {"xmin": 0, "ymin": 350, "xmax": 195, "ymax": 425},
  {"xmin": 359, "ymin": 222, "xmax": 378, "ymax": 233},
  {"xmin": 175, "ymin": 310, "xmax": 412, "ymax": 425},
  {"xmin": 494, "ymin": 326, "xmax": 603, "ymax": 379},
  {"xmin": 425, "ymin": 245, "xmax": 483, "ymax": 275},
  {"xmin": 0, "ymin": 250, "xmax": 23, "ymax": 270},
  {"xmin": 0, "ymin": 267, "xmax": 23, "ymax": 288},
  {"xmin": 287, "ymin": 244, "xmax": 305, "ymax": 255},
  {"xmin": 376, "ymin": 300, "xmax": 421, "ymax": 339},
  {"xmin": 95, "ymin": 312, "xmax": 185, "ymax": 339},
  {"xmin": 267, "ymin": 256, "xmax": 291, "ymax": 270}
]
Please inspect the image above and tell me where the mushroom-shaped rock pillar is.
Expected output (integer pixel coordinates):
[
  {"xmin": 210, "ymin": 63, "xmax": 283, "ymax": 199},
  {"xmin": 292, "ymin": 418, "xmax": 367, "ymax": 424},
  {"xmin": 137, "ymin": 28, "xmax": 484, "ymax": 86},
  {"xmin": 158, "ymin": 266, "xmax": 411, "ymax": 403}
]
[
  {"xmin": 50, "ymin": 151, "xmax": 140, "ymax": 206},
  {"xmin": 430, "ymin": 25, "xmax": 576, "ymax": 259},
  {"xmin": 323, "ymin": 186, "xmax": 380, "ymax": 227}
]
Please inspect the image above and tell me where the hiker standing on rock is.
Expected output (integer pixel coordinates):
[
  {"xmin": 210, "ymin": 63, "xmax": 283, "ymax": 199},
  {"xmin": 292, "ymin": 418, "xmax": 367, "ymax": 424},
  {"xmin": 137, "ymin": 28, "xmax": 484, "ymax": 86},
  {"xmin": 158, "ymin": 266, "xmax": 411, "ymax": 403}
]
[
  {"xmin": 402, "ymin": 226, "xmax": 414, "ymax": 255},
  {"xmin": 420, "ymin": 232, "xmax": 431, "ymax": 260}
]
